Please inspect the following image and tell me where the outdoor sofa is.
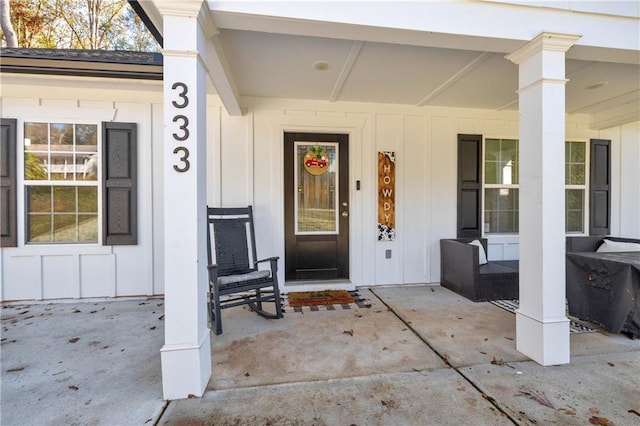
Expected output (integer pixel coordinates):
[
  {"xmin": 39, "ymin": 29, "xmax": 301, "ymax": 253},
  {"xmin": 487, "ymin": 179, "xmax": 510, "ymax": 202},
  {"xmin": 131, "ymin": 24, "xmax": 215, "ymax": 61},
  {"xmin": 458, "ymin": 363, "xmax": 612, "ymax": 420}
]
[
  {"xmin": 440, "ymin": 238, "xmax": 519, "ymax": 302},
  {"xmin": 566, "ymin": 236, "xmax": 640, "ymax": 338}
]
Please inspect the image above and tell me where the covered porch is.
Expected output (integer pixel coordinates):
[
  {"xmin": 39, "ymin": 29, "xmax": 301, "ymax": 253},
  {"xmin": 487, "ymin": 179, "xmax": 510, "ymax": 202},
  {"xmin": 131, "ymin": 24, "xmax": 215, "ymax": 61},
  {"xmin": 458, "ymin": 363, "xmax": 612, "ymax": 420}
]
[{"xmin": 133, "ymin": 1, "xmax": 640, "ymax": 399}]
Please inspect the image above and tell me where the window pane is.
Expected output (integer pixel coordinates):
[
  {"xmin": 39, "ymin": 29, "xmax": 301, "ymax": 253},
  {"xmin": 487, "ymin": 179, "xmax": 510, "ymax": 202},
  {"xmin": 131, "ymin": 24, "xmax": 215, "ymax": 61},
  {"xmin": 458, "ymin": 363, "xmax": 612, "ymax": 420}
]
[
  {"xmin": 53, "ymin": 214, "xmax": 76, "ymax": 242},
  {"xmin": 50, "ymin": 153, "xmax": 76, "ymax": 181},
  {"xmin": 50, "ymin": 123, "xmax": 73, "ymax": 146},
  {"xmin": 78, "ymin": 215, "xmax": 99, "ymax": 241},
  {"xmin": 484, "ymin": 188, "xmax": 519, "ymax": 233},
  {"xmin": 77, "ymin": 154, "xmax": 98, "ymax": 181},
  {"xmin": 28, "ymin": 214, "xmax": 52, "ymax": 242},
  {"xmin": 569, "ymin": 142, "xmax": 585, "ymax": 163},
  {"xmin": 485, "ymin": 139, "xmax": 501, "ymax": 162},
  {"xmin": 569, "ymin": 164, "xmax": 585, "ymax": 185},
  {"xmin": 53, "ymin": 187, "xmax": 76, "ymax": 212},
  {"xmin": 24, "ymin": 122, "xmax": 48, "ymax": 146},
  {"xmin": 28, "ymin": 186, "xmax": 52, "ymax": 213},
  {"xmin": 485, "ymin": 162, "xmax": 498, "ymax": 185},
  {"xmin": 78, "ymin": 187, "xmax": 98, "ymax": 212},
  {"xmin": 566, "ymin": 189, "xmax": 584, "ymax": 233},
  {"xmin": 76, "ymin": 124, "xmax": 97, "ymax": 147}
]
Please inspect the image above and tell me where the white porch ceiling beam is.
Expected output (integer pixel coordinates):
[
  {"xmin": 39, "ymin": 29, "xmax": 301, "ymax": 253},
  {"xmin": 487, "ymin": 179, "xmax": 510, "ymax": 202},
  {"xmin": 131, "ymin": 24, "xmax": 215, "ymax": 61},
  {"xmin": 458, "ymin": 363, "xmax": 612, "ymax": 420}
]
[
  {"xmin": 416, "ymin": 52, "xmax": 491, "ymax": 107},
  {"xmin": 329, "ymin": 40, "xmax": 363, "ymax": 102},
  {"xmin": 203, "ymin": 32, "xmax": 243, "ymax": 116}
]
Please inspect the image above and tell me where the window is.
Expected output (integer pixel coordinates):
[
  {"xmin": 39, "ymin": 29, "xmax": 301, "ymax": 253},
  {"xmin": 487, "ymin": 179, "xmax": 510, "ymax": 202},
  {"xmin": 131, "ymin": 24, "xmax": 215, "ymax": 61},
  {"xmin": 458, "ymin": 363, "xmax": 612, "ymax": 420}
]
[
  {"xmin": 484, "ymin": 138, "xmax": 519, "ymax": 234},
  {"xmin": 24, "ymin": 122, "xmax": 99, "ymax": 243},
  {"xmin": 483, "ymin": 138, "xmax": 587, "ymax": 235},
  {"xmin": 565, "ymin": 141, "xmax": 587, "ymax": 233}
]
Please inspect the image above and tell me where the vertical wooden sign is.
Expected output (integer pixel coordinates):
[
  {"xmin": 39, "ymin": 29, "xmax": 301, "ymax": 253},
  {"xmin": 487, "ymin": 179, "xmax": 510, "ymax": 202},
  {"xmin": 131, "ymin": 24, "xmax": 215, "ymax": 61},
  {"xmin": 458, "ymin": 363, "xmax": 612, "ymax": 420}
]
[{"xmin": 378, "ymin": 151, "xmax": 396, "ymax": 241}]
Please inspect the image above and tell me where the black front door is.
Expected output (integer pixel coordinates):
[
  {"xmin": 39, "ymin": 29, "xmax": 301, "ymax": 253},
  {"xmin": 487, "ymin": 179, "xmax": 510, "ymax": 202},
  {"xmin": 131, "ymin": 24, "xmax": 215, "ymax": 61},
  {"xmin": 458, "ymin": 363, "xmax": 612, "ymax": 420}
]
[{"xmin": 284, "ymin": 132, "xmax": 349, "ymax": 281}]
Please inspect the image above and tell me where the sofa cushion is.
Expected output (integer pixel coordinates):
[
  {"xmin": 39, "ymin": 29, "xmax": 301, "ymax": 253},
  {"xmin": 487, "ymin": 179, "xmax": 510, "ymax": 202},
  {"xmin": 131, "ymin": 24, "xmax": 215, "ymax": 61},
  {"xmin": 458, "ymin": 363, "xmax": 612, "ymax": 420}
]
[
  {"xmin": 478, "ymin": 262, "xmax": 518, "ymax": 275},
  {"xmin": 469, "ymin": 239, "xmax": 488, "ymax": 265},
  {"xmin": 596, "ymin": 239, "xmax": 640, "ymax": 253}
]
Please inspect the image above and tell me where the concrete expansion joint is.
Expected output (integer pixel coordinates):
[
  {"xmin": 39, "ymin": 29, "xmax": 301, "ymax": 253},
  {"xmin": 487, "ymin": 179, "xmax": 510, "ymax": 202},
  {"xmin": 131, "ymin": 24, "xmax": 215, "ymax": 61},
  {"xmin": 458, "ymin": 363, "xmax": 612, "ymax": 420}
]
[
  {"xmin": 153, "ymin": 401, "xmax": 171, "ymax": 426},
  {"xmin": 369, "ymin": 288, "xmax": 520, "ymax": 425}
]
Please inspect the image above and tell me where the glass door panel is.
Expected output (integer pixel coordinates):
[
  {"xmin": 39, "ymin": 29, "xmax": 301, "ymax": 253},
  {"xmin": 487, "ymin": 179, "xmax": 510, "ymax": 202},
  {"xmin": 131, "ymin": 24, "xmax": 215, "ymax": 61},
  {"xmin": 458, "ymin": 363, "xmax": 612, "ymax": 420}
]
[{"xmin": 294, "ymin": 142, "xmax": 338, "ymax": 234}]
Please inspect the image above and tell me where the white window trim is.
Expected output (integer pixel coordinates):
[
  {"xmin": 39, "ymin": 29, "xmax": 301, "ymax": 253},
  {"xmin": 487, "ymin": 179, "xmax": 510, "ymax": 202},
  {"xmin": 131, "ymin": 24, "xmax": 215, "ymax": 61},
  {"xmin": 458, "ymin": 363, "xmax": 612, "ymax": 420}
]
[
  {"xmin": 19, "ymin": 119, "xmax": 103, "ymax": 246},
  {"xmin": 481, "ymin": 136, "xmax": 590, "ymax": 237}
]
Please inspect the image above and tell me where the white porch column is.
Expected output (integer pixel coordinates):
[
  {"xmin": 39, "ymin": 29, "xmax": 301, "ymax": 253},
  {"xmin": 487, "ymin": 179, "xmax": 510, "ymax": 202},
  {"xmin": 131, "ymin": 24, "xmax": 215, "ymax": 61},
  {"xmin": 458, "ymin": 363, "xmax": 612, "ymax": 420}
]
[
  {"xmin": 507, "ymin": 33, "xmax": 580, "ymax": 366},
  {"xmin": 159, "ymin": 2, "xmax": 212, "ymax": 399}
]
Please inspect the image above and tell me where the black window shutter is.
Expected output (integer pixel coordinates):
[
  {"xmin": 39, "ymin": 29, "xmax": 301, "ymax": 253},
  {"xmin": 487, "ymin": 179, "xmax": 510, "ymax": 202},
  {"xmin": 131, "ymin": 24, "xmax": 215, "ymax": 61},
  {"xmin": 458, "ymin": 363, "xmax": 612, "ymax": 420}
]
[
  {"xmin": 102, "ymin": 122, "xmax": 137, "ymax": 245},
  {"xmin": 589, "ymin": 139, "xmax": 611, "ymax": 236},
  {"xmin": 1, "ymin": 118, "xmax": 17, "ymax": 247},
  {"xmin": 457, "ymin": 134, "xmax": 483, "ymax": 238}
]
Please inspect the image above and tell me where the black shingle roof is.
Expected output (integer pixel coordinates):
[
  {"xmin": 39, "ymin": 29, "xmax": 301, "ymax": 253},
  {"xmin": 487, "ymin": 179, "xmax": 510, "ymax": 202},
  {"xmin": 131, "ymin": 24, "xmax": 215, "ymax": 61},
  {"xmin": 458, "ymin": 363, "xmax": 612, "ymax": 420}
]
[{"xmin": 0, "ymin": 48, "xmax": 163, "ymax": 80}]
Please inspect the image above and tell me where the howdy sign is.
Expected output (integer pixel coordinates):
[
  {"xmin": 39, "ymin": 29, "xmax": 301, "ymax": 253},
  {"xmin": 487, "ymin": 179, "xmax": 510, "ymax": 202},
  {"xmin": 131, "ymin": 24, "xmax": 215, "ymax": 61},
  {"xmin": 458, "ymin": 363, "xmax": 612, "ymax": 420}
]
[{"xmin": 378, "ymin": 151, "xmax": 396, "ymax": 241}]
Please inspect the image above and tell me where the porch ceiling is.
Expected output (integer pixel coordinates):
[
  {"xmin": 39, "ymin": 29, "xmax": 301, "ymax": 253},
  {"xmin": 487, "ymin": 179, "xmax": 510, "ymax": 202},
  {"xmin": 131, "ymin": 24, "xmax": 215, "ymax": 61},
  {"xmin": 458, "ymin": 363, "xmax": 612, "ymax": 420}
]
[{"xmin": 141, "ymin": 1, "xmax": 640, "ymax": 128}]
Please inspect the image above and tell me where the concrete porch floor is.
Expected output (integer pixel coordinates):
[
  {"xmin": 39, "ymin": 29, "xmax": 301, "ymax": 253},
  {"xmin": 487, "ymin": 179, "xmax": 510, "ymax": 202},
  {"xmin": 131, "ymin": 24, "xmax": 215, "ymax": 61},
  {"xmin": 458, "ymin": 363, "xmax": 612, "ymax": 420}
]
[{"xmin": 2, "ymin": 285, "xmax": 639, "ymax": 425}]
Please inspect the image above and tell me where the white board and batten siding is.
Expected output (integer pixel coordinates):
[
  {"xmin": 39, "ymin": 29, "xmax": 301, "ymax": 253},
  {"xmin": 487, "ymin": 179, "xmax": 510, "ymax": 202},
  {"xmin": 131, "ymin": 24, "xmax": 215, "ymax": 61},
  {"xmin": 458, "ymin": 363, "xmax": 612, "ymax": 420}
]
[{"xmin": 2, "ymin": 76, "xmax": 638, "ymax": 301}]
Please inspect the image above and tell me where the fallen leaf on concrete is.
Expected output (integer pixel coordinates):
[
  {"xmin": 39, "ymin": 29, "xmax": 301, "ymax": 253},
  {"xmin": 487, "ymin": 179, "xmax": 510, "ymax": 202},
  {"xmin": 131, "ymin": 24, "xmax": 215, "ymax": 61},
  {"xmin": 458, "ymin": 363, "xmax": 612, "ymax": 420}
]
[
  {"xmin": 382, "ymin": 347, "xmax": 388, "ymax": 351},
  {"xmin": 479, "ymin": 351, "xmax": 487, "ymax": 355},
  {"xmin": 628, "ymin": 409, "xmax": 640, "ymax": 417},
  {"xmin": 68, "ymin": 385, "xmax": 79, "ymax": 391},
  {"xmin": 491, "ymin": 357, "xmax": 504, "ymax": 366},
  {"xmin": 187, "ymin": 394, "xmax": 196, "ymax": 398},
  {"xmin": 72, "ymin": 308, "xmax": 81, "ymax": 313},
  {"xmin": 589, "ymin": 407, "xmax": 600, "ymax": 414},
  {"xmin": 431, "ymin": 288, "xmax": 435, "ymax": 292},
  {"xmin": 149, "ymin": 326, "xmax": 156, "ymax": 330},
  {"xmin": 559, "ymin": 408, "xmax": 576, "ymax": 415},
  {"xmin": 244, "ymin": 371, "xmax": 250, "ymax": 377},
  {"xmin": 68, "ymin": 337, "xmax": 80, "ymax": 343},
  {"xmin": 607, "ymin": 362, "xmax": 615, "ymax": 367},
  {"xmin": 158, "ymin": 315, "xmax": 165, "ymax": 320},
  {"xmin": 343, "ymin": 329, "xmax": 354, "ymax": 336},
  {"xmin": 589, "ymin": 416, "xmax": 612, "ymax": 425},
  {"xmin": 504, "ymin": 337, "xmax": 514, "ymax": 341},
  {"xmin": 518, "ymin": 386, "xmax": 556, "ymax": 410},
  {"xmin": 457, "ymin": 386, "xmax": 466, "ymax": 392}
]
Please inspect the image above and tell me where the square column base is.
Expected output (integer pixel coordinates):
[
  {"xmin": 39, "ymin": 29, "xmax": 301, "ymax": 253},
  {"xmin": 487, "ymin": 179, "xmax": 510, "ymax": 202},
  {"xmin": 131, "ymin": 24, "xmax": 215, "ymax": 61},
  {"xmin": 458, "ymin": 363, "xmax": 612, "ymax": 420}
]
[
  {"xmin": 161, "ymin": 330, "xmax": 212, "ymax": 400},
  {"xmin": 516, "ymin": 310, "xmax": 570, "ymax": 366}
]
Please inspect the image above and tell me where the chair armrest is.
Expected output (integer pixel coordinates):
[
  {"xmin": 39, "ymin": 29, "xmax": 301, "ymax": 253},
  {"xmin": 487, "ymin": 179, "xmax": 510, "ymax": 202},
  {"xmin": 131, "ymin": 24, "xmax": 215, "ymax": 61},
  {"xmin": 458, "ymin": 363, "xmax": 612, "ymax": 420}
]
[
  {"xmin": 207, "ymin": 264, "xmax": 219, "ymax": 282},
  {"xmin": 440, "ymin": 239, "xmax": 479, "ymax": 283},
  {"xmin": 255, "ymin": 257, "xmax": 279, "ymax": 273},
  {"xmin": 566, "ymin": 236, "xmax": 604, "ymax": 253}
]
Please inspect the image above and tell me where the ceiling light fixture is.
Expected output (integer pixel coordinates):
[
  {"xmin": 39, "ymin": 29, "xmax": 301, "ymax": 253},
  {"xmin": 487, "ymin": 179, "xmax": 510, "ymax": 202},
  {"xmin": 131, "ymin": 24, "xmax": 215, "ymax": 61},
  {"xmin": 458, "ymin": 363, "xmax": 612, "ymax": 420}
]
[
  {"xmin": 586, "ymin": 81, "xmax": 608, "ymax": 90},
  {"xmin": 313, "ymin": 60, "xmax": 331, "ymax": 71}
]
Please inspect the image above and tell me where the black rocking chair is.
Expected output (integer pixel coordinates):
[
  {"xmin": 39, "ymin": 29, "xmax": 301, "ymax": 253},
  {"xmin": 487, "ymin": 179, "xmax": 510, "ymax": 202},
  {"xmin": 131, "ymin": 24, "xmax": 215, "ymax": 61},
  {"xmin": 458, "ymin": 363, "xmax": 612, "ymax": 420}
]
[{"xmin": 206, "ymin": 206, "xmax": 283, "ymax": 335}]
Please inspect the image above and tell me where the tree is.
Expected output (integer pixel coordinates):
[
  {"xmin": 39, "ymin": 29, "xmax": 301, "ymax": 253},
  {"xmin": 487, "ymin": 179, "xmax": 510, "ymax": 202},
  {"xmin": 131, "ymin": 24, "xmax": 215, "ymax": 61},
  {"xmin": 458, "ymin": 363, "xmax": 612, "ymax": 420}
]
[
  {"xmin": 0, "ymin": 0, "xmax": 18, "ymax": 46},
  {"xmin": 1, "ymin": 0, "xmax": 159, "ymax": 51}
]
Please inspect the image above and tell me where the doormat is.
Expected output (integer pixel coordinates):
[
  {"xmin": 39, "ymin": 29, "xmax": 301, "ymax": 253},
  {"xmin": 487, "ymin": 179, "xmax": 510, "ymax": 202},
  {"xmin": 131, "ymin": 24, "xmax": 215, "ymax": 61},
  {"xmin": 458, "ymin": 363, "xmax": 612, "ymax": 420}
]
[
  {"xmin": 285, "ymin": 290, "xmax": 371, "ymax": 313},
  {"xmin": 490, "ymin": 299, "xmax": 598, "ymax": 334}
]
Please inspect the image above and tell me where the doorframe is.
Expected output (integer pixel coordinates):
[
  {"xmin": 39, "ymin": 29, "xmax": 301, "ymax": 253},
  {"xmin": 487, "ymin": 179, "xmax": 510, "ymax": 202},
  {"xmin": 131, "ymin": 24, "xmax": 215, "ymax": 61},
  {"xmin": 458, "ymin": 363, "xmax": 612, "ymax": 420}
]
[{"xmin": 266, "ymin": 116, "xmax": 367, "ymax": 292}]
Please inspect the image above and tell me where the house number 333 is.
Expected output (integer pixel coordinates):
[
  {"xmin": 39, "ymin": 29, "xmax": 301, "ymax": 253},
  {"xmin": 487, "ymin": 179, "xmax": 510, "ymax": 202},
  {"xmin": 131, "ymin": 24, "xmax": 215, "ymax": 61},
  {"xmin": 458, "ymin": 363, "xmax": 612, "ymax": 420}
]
[{"xmin": 171, "ymin": 82, "xmax": 190, "ymax": 172}]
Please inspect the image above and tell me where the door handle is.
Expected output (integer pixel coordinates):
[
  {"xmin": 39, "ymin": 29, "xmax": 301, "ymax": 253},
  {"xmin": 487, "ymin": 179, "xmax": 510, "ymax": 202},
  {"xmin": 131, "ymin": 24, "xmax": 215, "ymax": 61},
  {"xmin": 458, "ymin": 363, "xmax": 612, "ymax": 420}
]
[{"xmin": 342, "ymin": 211, "xmax": 349, "ymax": 217}]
